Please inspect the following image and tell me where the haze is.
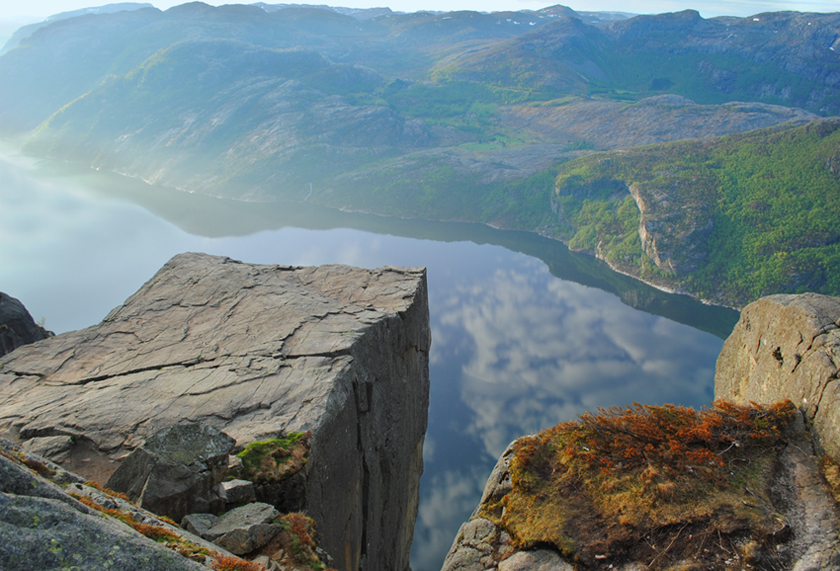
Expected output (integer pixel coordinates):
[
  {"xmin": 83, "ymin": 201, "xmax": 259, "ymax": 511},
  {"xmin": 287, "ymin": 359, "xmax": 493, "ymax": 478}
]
[{"xmin": 0, "ymin": 0, "xmax": 835, "ymax": 19}]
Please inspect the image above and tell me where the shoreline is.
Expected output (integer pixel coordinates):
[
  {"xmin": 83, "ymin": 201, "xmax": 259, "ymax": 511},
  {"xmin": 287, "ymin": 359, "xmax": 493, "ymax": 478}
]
[{"xmin": 3, "ymin": 143, "xmax": 741, "ymax": 313}]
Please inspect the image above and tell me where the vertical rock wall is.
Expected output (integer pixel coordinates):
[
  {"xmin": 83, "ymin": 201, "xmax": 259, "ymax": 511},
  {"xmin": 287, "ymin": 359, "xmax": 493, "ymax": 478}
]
[{"xmin": 715, "ymin": 292, "xmax": 840, "ymax": 463}]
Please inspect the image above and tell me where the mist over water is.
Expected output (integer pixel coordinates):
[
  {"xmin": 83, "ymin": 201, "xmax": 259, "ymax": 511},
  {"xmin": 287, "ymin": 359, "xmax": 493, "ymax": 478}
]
[{"xmin": 1, "ymin": 150, "xmax": 730, "ymax": 571}]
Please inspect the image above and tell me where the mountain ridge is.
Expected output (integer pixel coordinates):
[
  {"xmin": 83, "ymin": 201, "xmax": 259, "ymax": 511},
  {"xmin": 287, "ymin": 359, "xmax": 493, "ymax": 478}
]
[{"xmin": 1, "ymin": 3, "xmax": 839, "ymax": 307}]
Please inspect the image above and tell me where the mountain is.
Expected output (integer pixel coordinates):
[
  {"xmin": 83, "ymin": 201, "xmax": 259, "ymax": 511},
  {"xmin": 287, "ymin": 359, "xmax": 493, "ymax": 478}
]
[
  {"xmin": 0, "ymin": 3, "xmax": 153, "ymax": 55},
  {"xmin": 1, "ymin": 2, "xmax": 839, "ymax": 306}
]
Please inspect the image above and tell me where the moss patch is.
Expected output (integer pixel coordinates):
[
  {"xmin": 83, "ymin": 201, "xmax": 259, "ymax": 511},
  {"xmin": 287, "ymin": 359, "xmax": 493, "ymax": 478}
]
[
  {"xmin": 234, "ymin": 431, "xmax": 310, "ymax": 485},
  {"xmin": 821, "ymin": 455, "xmax": 840, "ymax": 505},
  {"xmin": 493, "ymin": 400, "xmax": 798, "ymax": 569}
]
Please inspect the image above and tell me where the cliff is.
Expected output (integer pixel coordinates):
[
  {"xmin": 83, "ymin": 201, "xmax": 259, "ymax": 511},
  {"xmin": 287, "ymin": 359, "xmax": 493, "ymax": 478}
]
[
  {"xmin": 442, "ymin": 292, "xmax": 840, "ymax": 570},
  {"xmin": 715, "ymin": 292, "xmax": 840, "ymax": 466},
  {"xmin": 551, "ymin": 118, "xmax": 840, "ymax": 307},
  {"xmin": 0, "ymin": 252, "xmax": 431, "ymax": 571}
]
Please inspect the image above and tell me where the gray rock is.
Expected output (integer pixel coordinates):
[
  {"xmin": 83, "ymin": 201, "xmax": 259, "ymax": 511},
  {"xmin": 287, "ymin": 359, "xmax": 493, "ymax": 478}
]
[
  {"xmin": 0, "ymin": 291, "xmax": 51, "ymax": 357},
  {"xmin": 441, "ymin": 518, "xmax": 499, "ymax": 571},
  {"xmin": 0, "ymin": 493, "xmax": 206, "ymax": 571},
  {"xmin": 471, "ymin": 443, "xmax": 514, "ymax": 519},
  {"xmin": 498, "ymin": 550, "xmax": 573, "ymax": 571},
  {"xmin": 215, "ymin": 523, "xmax": 284, "ymax": 555},
  {"xmin": 19, "ymin": 435, "xmax": 73, "ymax": 462},
  {"xmin": 0, "ymin": 253, "xmax": 430, "ymax": 571},
  {"xmin": 181, "ymin": 512, "xmax": 217, "ymax": 538},
  {"xmin": 185, "ymin": 502, "xmax": 282, "ymax": 556},
  {"xmin": 223, "ymin": 478, "xmax": 256, "ymax": 506},
  {"xmin": 204, "ymin": 502, "xmax": 279, "ymax": 540},
  {"xmin": 0, "ymin": 448, "xmax": 207, "ymax": 571},
  {"xmin": 106, "ymin": 421, "xmax": 235, "ymax": 522},
  {"xmin": 715, "ymin": 292, "xmax": 840, "ymax": 463}
]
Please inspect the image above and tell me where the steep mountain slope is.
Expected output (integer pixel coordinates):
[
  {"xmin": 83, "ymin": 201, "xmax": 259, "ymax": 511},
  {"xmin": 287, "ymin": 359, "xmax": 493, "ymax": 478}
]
[{"xmin": 552, "ymin": 119, "xmax": 840, "ymax": 307}]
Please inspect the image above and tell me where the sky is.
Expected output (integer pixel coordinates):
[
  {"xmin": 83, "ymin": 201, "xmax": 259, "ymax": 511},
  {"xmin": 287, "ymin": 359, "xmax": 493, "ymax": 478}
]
[{"xmin": 0, "ymin": 0, "xmax": 836, "ymax": 20}]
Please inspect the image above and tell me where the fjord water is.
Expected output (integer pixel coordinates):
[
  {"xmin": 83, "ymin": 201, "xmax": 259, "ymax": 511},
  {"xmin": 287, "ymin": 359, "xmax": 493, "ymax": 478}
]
[{"xmin": 1, "ymin": 149, "xmax": 737, "ymax": 571}]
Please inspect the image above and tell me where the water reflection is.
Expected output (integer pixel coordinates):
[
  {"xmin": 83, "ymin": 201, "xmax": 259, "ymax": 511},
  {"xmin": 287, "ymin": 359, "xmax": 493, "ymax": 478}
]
[
  {"xmin": 411, "ymin": 258, "xmax": 724, "ymax": 569},
  {"xmin": 442, "ymin": 262, "xmax": 719, "ymax": 458},
  {"xmin": 1, "ymin": 151, "xmax": 729, "ymax": 571}
]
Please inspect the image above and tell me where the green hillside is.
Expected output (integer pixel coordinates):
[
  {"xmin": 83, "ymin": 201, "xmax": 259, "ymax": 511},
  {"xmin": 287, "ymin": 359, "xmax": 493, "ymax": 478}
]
[{"xmin": 553, "ymin": 119, "xmax": 840, "ymax": 306}]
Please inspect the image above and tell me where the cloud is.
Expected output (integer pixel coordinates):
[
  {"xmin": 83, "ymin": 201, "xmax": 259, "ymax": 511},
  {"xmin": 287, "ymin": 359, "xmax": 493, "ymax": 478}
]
[
  {"xmin": 410, "ymin": 467, "xmax": 489, "ymax": 571},
  {"xmin": 432, "ymin": 261, "xmax": 722, "ymax": 459}
]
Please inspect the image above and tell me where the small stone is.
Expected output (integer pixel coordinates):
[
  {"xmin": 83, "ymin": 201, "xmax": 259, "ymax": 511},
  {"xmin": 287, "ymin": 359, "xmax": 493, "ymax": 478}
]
[
  {"xmin": 181, "ymin": 513, "xmax": 218, "ymax": 538},
  {"xmin": 223, "ymin": 479, "xmax": 256, "ymax": 506}
]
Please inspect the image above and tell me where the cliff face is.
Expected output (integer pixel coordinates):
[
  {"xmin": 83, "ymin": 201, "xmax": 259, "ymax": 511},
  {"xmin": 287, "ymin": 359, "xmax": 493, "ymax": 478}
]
[
  {"xmin": 715, "ymin": 292, "xmax": 840, "ymax": 465},
  {"xmin": 0, "ymin": 252, "xmax": 431, "ymax": 571}
]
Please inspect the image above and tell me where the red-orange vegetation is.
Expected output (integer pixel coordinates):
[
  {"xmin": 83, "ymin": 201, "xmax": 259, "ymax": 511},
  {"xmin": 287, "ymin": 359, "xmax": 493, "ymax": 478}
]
[
  {"xmin": 83, "ymin": 480, "xmax": 132, "ymax": 503},
  {"xmin": 285, "ymin": 512, "xmax": 315, "ymax": 547},
  {"xmin": 494, "ymin": 400, "xmax": 799, "ymax": 570},
  {"xmin": 537, "ymin": 399, "xmax": 796, "ymax": 482},
  {"xmin": 210, "ymin": 554, "xmax": 264, "ymax": 571}
]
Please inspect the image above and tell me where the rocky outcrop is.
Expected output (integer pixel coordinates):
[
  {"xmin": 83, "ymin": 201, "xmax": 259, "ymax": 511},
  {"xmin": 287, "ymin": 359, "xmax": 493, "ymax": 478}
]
[
  {"xmin": 443, "ymin": 432, "xmax": 840, "ymax": 571},
  {"xmin": 444, "ymin": 293, "xmax": 840, "ymax": 570},
  {"xmin": 501, "ymin": 95, "xmax": 816, "ymax": 151},
  {"xmin": 106, "ymin": 422, "xmax": 236, "ymax": 522},
  {"xmin": 715, "ymin": 292, "xmax": 840, "ymax": 464},
  {"xmin": 0, "ymin": 292, "xmax": 51, "ymax": 357},
  {"xmin": 0, "ymin": 438, "xmax": 213, "ymax": 571},
  {"xmin": 0, "ymin": 252, "xmax": 431, "ymax": 571}
]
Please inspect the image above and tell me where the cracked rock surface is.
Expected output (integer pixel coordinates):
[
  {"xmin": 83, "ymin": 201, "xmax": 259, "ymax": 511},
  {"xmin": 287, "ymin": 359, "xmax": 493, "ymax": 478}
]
[
  {"xmin": 0, "ymin": 252, "xmax": 431, "ymax": 571},
  {"xmin": 715, "ymin": 292, "xmax": 840, "ymax": 463}
]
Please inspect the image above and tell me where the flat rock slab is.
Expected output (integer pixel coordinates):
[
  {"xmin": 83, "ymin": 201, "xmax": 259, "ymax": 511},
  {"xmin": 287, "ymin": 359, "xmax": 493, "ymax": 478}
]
[
  {"xmin": 0, "ymin": 252, "xmax": 431, "ymax": 571},
  {"xmin": 0, "ymin": 252, "xmax": 425, "ymax": 470}
]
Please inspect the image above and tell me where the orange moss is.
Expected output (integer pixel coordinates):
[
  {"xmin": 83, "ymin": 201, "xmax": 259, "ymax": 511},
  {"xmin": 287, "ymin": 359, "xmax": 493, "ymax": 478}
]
[
  {"xmin": 83, "ymin": 480, "xmax": 132, "ymax": 503},
  {"xmin": 69, "ymin": 492, "xmax": 210, "ymax": 561},
  {"xmin": 496, "ymin": 400, "xmax": 798, "ymax": 570},
  {"xmin": 209, "ymin": 554, "xmax": 264, "ymax": 571},
  {"xmin": 821, "ymin": 455, "xmax": 840, "ymax": 504}
]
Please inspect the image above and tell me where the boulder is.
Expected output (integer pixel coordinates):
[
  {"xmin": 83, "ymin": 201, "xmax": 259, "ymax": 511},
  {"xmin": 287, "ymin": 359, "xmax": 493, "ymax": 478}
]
[
  {"xmin": 105, "ymin": 422, "xmax": 235, "ymax": 522},
  {"xmin": 443, "ymin": 416, "xmax": 840, "ymax": 570},
  {"xmin": 715, "ymin": 292, "xmax": 840, "ymax": 462},
  {"xmin": 190, "ymin": 502, "xmax": 283, "ymax": 555},
  {"xmin": 222, "ymin": 479, "xmax": 256, "ymax": 506},
  {"xmin": 0, "ymin": 252, "xmax": 431, "ymax": 571},
  {"xmin": 0, "ymin": 441, "xmax": 207, "ymax": 571},
  {"xmin": 0, "ymin": 292, "xmax": 51, "ymax": 357}
]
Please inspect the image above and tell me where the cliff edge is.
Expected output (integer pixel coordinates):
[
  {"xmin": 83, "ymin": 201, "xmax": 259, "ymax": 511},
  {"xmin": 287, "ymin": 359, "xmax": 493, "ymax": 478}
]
[{"xmin": 0, "ymin": 252, "xmax": 431, "ymax": 571}]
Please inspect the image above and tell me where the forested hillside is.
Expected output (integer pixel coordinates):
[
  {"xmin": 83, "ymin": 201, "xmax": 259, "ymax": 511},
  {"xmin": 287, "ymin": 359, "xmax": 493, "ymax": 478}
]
[{"xmin": 553, "ymin": 119, "xmax": 840, "ymax": 306}]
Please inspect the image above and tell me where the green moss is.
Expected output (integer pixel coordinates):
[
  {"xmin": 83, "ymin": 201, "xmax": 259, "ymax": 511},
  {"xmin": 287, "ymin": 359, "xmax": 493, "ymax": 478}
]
[{"xmin": 235, "ymin": 432, "xmax": 310, "ymax": 484}]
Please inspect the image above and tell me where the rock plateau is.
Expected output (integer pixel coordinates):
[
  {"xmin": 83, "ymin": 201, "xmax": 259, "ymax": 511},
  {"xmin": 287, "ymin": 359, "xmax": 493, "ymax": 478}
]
[{"xmin": 0, "ymin": 252, "xmax": 431, "ymax": 571}]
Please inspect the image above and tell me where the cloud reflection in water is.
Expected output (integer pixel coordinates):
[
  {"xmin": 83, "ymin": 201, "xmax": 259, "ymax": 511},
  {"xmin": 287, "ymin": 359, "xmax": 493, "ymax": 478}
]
[{"xmin": 413, "ymin": 257, "xmax": 723, "ymax": 570}]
